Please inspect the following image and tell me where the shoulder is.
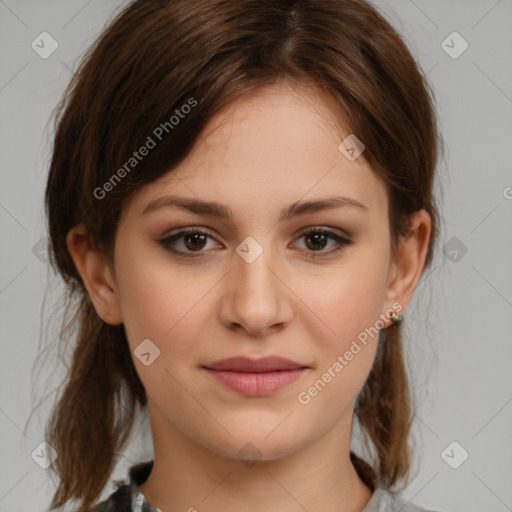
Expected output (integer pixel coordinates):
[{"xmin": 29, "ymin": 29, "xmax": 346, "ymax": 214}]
[
  {"xmin": 365, "ymin": 487, "xmax": 443, "ymax": 512},
  {"xmin": 83, "ymin": 483, "xmax": 132, "ymax": 512}
]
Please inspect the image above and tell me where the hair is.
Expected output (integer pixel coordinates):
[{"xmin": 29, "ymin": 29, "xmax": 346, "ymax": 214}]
[{"xmin": 41, "ymin": 0, "xmax": 443, "ymax": 509}]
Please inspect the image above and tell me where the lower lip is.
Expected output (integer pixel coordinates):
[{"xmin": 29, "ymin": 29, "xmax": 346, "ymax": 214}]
[{"xmin": 205, "ymin": 368, "xmax": 307, "ymax": 396}]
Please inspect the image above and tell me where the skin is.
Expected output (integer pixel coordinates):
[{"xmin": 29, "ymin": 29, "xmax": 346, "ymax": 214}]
[{"xmin": 66, "ymin": 82, "xmax": 431, "ymax": 512}]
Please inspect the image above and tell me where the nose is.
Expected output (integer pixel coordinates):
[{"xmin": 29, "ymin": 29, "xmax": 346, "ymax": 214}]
[{"xmin": 217, "ymin": 244, "xmax": 294, "ymax": 336}]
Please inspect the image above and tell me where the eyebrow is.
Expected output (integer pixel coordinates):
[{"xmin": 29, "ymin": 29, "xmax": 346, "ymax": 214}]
[{"xmin": 141, "ymin": 194, "xmax": 368, "ymax": 220}]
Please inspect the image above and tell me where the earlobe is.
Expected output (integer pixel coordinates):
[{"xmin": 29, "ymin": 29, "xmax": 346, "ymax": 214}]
[
  {"xmin": 65, "ymin": 223, "xmax": 123, "ymax": 325},
  {"xmin": 384, "ymin": 209, "xmax": 432, "ymax": 315}
]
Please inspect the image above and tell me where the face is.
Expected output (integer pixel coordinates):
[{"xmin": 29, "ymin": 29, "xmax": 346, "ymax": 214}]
[{"xmin": 92, "ymin": 83, "xmax": 412, "ymax": 462}]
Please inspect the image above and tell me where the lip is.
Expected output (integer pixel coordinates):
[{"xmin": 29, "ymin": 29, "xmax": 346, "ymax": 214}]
[
  {"xmin": 203, "ymin": 356, "xmax": 310, "ymax": 396},
  {"xmin": 204, "ymin": 356, "xmax": 308, "ymax": 372}
]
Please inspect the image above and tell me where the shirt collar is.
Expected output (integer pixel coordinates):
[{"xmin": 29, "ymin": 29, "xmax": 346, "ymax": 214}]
[{"xmin": 127, "ymin": 461, "xmax": 160, "ymax": 512}]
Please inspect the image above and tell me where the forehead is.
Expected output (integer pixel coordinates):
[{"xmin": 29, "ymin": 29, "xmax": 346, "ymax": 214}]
[{"xmin": 125, "ymin": 82, "xmax": 388, "ymax": 221}]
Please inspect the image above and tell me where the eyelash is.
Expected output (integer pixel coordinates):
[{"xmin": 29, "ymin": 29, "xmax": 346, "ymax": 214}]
[{"xmin": 156, "ymin": 227, "xmax": 353, "ymax": 260}]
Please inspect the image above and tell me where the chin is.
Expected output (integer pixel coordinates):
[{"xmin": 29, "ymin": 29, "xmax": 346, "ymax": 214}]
[{"xmin": 204, "ymin": 428, "xmax": 305, "ymax": 465}]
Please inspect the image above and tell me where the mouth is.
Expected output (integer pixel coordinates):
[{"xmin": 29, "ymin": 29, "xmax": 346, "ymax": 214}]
[
  {"xmin": 203, "ymin": 355, "xmax": 309, "ymax": 372},
  {"xmin": 202, "ymin": 356, "xmax": 310, "ymax": 396}
]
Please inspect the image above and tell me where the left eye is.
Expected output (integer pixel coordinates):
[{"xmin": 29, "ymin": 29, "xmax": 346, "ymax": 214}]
[
  {"xmin": 157, "ymin": 228, "xmax": 353, "ymax": 258},
  {"xmin": 296, "ymin": 228, "xmax": 352, "ymax": 254}
]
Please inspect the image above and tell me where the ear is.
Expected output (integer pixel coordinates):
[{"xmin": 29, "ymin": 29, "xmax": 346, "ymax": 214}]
[
  {"xmin": 384, "ymin": 209, "xmax": 432, "ymax": 320},
  {"xmin": 65, "ymin": 223, "xmax": 123, "ymax": 325}
]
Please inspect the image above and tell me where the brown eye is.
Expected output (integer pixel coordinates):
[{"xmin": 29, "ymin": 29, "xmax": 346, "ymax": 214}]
[
  {"xmin": 304, "ymin": 232, "xmax": 329, "ymax": 251},
  {"xmin": 157, "ymin": 227, "xmax": 353, "ymax": 260},
  {"xmin": 158, "ymin": 229, "xmax": 218, "ymax": 257},
  {"xmin": 296, "ymin": 228, "xmax": 353, "ymax": 258},
  {"xmin": 182, "ymin": 232, "xmax": 208, "ymax": 251}
]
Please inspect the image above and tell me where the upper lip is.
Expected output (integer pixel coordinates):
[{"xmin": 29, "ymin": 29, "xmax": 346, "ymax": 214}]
[{"xmin": 203, "ymin": 356, "xmax": 309, "ymax": 372}]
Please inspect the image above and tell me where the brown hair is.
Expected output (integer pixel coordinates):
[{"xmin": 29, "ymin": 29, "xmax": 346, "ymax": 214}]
[{"xmin": 41, "ymin": 0, "xmax": 442, "ymax": 509}]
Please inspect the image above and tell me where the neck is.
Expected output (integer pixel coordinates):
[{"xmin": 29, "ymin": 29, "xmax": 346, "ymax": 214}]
[{"xmin": 138, "ymin": 402, "xmax": 373, "ymax": 512}]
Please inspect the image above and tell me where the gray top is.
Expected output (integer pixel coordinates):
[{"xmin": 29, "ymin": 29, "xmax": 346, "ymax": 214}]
[
  {"xmin": 89, "ymin": 461, "xmax": 439, "ymax": 512},
  {"xmin": 361, "ymin": 487, "xmax": 437, "ymax": 511},
  {"xmin": 132, "ymin": 487, "xmax": 436, "ymax": 512}
]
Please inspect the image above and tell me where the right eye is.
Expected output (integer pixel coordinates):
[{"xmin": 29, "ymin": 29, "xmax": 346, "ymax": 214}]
[{"xmin": 157, "ymin": 228, "xmax": 222, "ymax": 257}]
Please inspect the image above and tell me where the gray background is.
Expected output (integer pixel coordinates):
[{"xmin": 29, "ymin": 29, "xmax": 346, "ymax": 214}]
[{"xmin": 1, "ymin": 0, "xmax": 511, "ymax": 511}]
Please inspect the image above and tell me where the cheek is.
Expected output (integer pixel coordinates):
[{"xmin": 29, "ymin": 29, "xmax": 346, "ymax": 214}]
[
  {"xmin": 113, "ymin": 249, "xmax": 208, "ymax": 408},
  {"xmin": 114, "ymin": 239, "xmax": 201, "ymax": 338},
  {"xmin": 300, "ymin": 247, "xmax": 389, "ymax": 382},
  {"xmin": 307, "ymin": 248, "xmax": 389, "ymax": 334},
  {"xmin": 296, "ymin": 273, "xmax": 385, "ymax": 415}
]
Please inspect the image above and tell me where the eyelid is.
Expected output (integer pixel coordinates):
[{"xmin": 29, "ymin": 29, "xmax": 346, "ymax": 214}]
[
  {"xmin": 299, "ymin": 225, "xmax": 353, "ymax": 240},
  {"xmin": 158, "ymin": 224, "xmax": 352, "ymax": 241}
]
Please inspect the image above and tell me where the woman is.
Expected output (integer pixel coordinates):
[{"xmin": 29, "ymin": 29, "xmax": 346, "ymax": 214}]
[{"xmin": 43, "ymin": 0, "xmax": 443, "ymax": 510}]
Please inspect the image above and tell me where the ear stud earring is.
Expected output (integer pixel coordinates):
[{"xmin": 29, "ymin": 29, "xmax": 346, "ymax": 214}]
[{"xmin": 390, "ymin": 311, "xmax": 403, "ymax": 326}]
